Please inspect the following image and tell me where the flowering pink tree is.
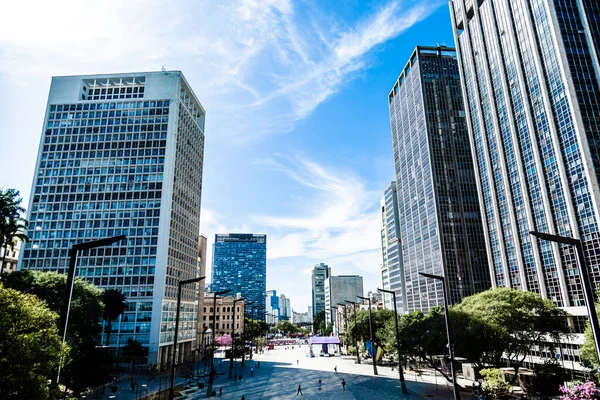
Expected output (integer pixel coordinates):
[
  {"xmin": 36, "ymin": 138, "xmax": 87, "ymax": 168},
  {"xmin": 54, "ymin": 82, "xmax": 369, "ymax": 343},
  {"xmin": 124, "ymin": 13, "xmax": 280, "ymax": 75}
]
[
  {"xmin": 560, "ymin": 381, "xmax": 597, "ymax": 400},
  {"xmin": 215, "ymin": 334, "xmax": 232, "ymax": 346}
]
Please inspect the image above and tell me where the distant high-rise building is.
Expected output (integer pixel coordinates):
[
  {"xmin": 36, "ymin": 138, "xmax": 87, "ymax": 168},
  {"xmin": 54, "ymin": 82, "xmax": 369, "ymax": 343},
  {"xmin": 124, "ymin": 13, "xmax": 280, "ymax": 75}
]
[
  {"xmin": 388, "ymin": 46, "xmax": 491, "ymax": 313},
  {"xmin": 324, "ymin": 275, "xmax": 363, "ymax": 327},
  {"xmin": 279, "ymin": 293, "xmax": 291, "ymax": 321},
  {"xmin": 450, "ymin": 0, "xmax": 600, "ymax": 310},
  {"xmin": 380, "ymin": 182, "xmax": 407, "ymax": 313},
  {"xmin": 18, "ymin": 71, "xmax": 206, "ymax": 365},
  {"xmin": 211, "ymin": 233, "xmax": 267, "ymax": 316},
  {"xmin": 311, "ymin": 263, "xmax": 330, "ymax": 318},
  {"xmin": 266, "ymin": 289, "xmax": 279, "ymax": 324}
]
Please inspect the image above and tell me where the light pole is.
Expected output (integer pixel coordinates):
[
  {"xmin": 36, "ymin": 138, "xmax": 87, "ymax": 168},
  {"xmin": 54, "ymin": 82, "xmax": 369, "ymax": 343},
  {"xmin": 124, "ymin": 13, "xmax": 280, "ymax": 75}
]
[
  {"xmin": 530, "ymin": 230, "xmax": 600, "ymax": 363},
  {"xmin": 229, "ymin": 297, "xmax": 245, "ymax": 379},
  {"xmin": 378, "ymin": 288, "xmax": 407, "ymax": 394},
  {"xmin": 57, "ymin": 234, "xmax": 126, "ymax": 384},
  {"xmin": 420, "ymin": 272, "xmax": 460, "ymax": 400},
  {"xmin": 206, "ymin": 290, "xmax": 231, "ymax": 398},
  {"xmin": 337, "ymin": 303, "xmax": 349, "ymax": 354},
  {"xmin": 358, "ymin": 296, "xmax": 378, "ymax": 376},
  {"xmin": 241, "ymin": 301, "xmax": 254, "ymax": 367},
  {"xmin": 250, "ymin": 306, "xmax": 264, "ymax": 360},
  {"xmin": 169, "ymin": 276, "xmax": 205, "ymax": 400},
  {"xmin": 345, "ymin": 300, "xmax": 360, "ymax": 364}
]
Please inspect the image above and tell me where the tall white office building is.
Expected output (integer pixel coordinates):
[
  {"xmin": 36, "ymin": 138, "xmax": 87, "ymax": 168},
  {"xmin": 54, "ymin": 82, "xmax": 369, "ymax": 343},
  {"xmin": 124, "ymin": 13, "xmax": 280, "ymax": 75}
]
[{"xmin": 18, "ymin": 71, "xmax": 206, "ymax": 365}]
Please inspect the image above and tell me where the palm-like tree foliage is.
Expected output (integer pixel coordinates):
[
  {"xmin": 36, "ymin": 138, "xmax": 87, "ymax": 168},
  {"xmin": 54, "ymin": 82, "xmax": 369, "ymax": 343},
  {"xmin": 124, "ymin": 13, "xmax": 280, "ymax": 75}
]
[
  {"xmin": 0, "ymin": 189, "xmax": 29, "ymax": 276},
  {"xmin": 102, "ymin": 289, "xmax": 127, "ymax": 348}
]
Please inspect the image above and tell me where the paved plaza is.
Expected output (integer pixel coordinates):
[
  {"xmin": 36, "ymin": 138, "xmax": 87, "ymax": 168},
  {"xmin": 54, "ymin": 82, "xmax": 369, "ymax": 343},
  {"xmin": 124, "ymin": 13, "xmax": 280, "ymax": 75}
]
[{"xmin": 189, "ymin": 345, "xmax": 459, "ymax": 400}]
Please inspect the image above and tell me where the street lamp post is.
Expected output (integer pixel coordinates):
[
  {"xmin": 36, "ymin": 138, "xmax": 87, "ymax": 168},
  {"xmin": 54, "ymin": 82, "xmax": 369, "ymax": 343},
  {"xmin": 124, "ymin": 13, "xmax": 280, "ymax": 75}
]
[
  {"xmin": 250, "ymin": 306, "xmax": 264, "ymax": 360},
  {"xmin": 57, "ymin": 235, "xmax": 126, "ymax": 384},
  {"xmin": 229, "ymin": 298, "xmax": 245, "ymax": 379},
  {"xmin": 337, "ymin": 303, "xmax": 349, "ymax": 354},
  {"xmin": 530, "ymin": 230, "xmax": 600, "ymax": 363},
  {"xmin": 357, "ymin": 296, "xmax": 378, "ymax": 376},
  {"xmin": 206, "ymin": 290, "xmax": 232, "ymax": 398},
  {"xmin": 169, "ymin": 276, "xmax": 205, "ymax": 400},
  {"xmin": 344, "ymin": 300, "xmax": 360, "ymax": 364},
  {"xmin": 241, "ymin": 301, "xmax": 254, "ymax": 367},
  {"xmin": 378, "ymin": 288, "xmax": 408, "ymax": 394},
  {"xmin": 420, "ymin": 272, "xmax": 460, "ymax": 400}
]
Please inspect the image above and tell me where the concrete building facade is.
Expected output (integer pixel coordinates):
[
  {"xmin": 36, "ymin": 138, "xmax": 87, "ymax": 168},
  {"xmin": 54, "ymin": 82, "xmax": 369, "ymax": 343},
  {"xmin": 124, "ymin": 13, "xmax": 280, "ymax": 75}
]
[
  {"xmin": 18, "ymin": 71, "xmax": 206, "ymax": 365},
  {"xmin": 324, "ymin": 275, "xmax": 363, "ymax": 328},
  {"xmin": 311, "ymin": 263, "xmax": 330, "ymax": 319}
]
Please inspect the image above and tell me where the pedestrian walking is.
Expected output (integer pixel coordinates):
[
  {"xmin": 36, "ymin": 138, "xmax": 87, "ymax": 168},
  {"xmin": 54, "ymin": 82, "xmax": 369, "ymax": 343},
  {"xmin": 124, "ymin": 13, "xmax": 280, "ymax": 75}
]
[
  {"xmin": 219, "ymin": 387, "xmax": 223, "ymax": 397},
  {"xmin": 318, "ymin": 379, "xmax": 322, "ymax": 391},
  {"xmin": 250, "ymin": 367, "xmax": 254, "ymax": 376},
  {"xmin": 239, "ymin": 374, "xmax": 242, "ymax": 383},
  {"xmin": 241, "ymin": 396, "xmax": 245, "ymax": 400},
  {"xmin": 296, "ymin": 359, "xmax": 299, "ymax": 365},
  {"xmin": 334, "ymin": 365, "xmax": 337, "ymax": 373},
  {"xmin": 341, "ymin": 379, "xmax": 346, "ymax": 390},
  {"xmin": 296, "ymin": 384, "xmax": 303, "ymax": 396},
  {"xmin": 258, "ymin": 361, "xmax": 261, "ymax": 368}
]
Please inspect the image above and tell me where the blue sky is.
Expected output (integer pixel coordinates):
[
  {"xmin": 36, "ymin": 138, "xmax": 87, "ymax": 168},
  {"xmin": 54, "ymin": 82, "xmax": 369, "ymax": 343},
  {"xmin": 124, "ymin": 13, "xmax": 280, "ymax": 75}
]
[{"xmin": 0, "ymin": 0, "xmax": 455, "ymax": 312}]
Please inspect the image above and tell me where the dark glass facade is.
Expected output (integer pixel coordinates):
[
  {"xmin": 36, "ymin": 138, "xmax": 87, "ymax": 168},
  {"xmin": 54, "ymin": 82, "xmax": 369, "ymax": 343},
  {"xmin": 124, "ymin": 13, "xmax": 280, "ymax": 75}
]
[
  {"xmin": 450, "ymin": 0, "xmax": 600, "ymax": 308},
  {"xmin": 211, "ymin": 234, "xmax": 267, "ymax": 317},
  {"xmin": 311, "ymin": 263, "xmax": 330, "ymax": 317},
  {"xmin": 388, "ymin": 46, "xmax": 491, "ymax": 313}
]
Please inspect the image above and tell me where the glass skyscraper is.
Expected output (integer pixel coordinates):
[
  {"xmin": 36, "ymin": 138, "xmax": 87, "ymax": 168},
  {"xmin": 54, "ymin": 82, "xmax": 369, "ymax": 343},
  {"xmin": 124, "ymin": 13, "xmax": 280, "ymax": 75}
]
[
  {"xmin": 450, "ymin": 0, "xmax": 600, "ymax": 311},
  {"xmin": 211, "ymin": 234, "xmax": 267, "ymax": 316},
  {"xmin": 18, "ymin": 71, "xmax": 206, "ymax": 365},
  {"xmin": 380, "ymin": 181, "xmax": 407, "ymax": 313},
  {"xmin": 388, "ymin": 46, "xmax": 491, "ymax": 313}
]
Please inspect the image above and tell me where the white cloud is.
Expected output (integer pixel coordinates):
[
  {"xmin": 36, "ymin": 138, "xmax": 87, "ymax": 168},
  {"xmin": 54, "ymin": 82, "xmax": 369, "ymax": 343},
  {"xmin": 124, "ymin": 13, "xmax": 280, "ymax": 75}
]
[{"xmin": 0, "ymin": 0, "xmax": 441, "ymax": 141}]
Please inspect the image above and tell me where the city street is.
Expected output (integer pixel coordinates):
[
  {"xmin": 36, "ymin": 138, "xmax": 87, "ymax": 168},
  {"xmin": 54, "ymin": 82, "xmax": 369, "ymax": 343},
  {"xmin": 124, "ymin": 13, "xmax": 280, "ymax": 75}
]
[{"xmin": 189, "ymin": 345, "xmax": 460, "ymax": 399}]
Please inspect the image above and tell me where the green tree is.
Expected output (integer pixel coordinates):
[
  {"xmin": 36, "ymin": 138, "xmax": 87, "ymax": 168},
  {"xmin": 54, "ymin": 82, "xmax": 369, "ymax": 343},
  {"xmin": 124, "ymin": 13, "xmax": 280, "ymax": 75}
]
[
  {"xmin": 3, "ymin": 270, "xmax": 104, "ymax": 343},
  {"xmin": 0, "ymin": 189, "xmax": 28, "ymax": 277},
  {"xmin": 0, "ymin": 285, "xmax": 63, "ymax": 399},
  {"xmin": 346, "ymin": 309, "xmax": 395, "ymax": 348},
  {"xmin": 455, "ymin": 288, "xmax": 568, "ymax": 383},
  {"xmin": 578, "ymin": 300, "xmax": 600, "ymax": 370},
  {"xmin": 313, "ymin": 310, "xmax": 326, "ymax": 334},
  {"xmin": 274, "ymin": 320, "xmax": 300, "ymax": 336},
  {"xmin": 480, "ymin": 368, "xmax": 511, "ymax": 398},
  {"xmin": 3, "ymin": 270, "xmax": 108, "ymax": 392},
  {"xmin": 102, "ymin": 289, "xmax": 127, "ymax": 347}
]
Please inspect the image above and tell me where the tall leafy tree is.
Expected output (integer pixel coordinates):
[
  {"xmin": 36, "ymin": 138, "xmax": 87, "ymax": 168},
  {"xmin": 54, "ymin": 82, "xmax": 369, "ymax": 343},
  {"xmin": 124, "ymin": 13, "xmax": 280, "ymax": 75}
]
[
  {"xmin": 102, "ymin": 289, "xmax": 127, "ymax": 348},
  {"xmin": 313, "ymin": 310, "xmax": 326, "ymax": 335},
  {"xmin": 0, "ymin": 285, "xmax": 63, "ymax": 399},
  {"xmin": 454, "ymin": 288, "xmax": 568, "ymax": 383},
  {"xmin": 0, "ymin": 189, "xmax": 28, "ymax": 276},
  {"xmin": 3, "ymin": 270, "xmax": 107, "ymax": 392}
]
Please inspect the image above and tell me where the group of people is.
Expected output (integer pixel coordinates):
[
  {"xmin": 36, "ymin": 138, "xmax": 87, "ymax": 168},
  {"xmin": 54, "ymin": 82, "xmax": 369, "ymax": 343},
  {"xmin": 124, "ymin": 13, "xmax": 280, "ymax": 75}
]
[{"xmin": 296, "ymin": 378, "xmax": 346, "ymax": 395}]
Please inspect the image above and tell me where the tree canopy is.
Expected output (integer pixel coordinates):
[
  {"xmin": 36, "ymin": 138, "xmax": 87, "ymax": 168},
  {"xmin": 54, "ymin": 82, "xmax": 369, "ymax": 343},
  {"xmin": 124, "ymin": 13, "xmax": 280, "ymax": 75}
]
[
  {"xmin": 0, "ymin": 189, "xmax": 28, "ymax": 276},
  {"xmin": 313, "ymin": 310, "xmax": 325, "ymax": 335},
  {"xmin": 273, "ymin": 320, "xmax": 300, "ymax": 336},
  {"xmin": 3, "ymin": 270, "xmax": 104, "ymax": 343},
  {"xmin": 0, "ymin": 285, "xmax": 63, "ymax": 399}
]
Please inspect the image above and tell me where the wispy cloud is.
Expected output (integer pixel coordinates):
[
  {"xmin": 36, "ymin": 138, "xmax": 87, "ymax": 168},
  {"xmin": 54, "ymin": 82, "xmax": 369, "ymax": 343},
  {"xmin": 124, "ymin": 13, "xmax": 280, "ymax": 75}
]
[
  {"xmin": 0, "ymin": 0, "xmax": 441, "ymax": 140},
  {"xmin": 252, "ymin": 155, "xmax": 382, "ymax": 260}
]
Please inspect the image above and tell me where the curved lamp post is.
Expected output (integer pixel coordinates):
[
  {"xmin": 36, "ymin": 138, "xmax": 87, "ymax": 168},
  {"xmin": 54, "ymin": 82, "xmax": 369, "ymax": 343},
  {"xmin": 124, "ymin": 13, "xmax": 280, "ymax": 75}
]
[
  {"xmin": 228, "ymin": 297, "xmax": 245, "ymax": 379},
  {"xmin": 344, "ymin": 300, "xmax": 360, "ymax": 364},
  {"xmin": 357, "ymin": 296, "xmax": 378, "ymax": 376},
  {"xmin": 419, "ymin": 272, "xmax": 459, "ymax": 400},
  {"xmin": 378, "ymin": 288, "xmax": 407, "ymax": 394},
  {"xmin": 241, "ymin": 301, "xmax": 254, "ymax": 366},
  {"xmin": 206, "ymin": 289, "xmax": 231, "ymax": 398},
  {"xmin": 57, "ymin": 234, "xmax": 127, "ymax": 384},
  {"xmin": 169, "ymin": 276, "xmax": 206, "ymax": 400},
  {"xmin": 530, "ymin": 230, "xmax": 600, "ymax": 364}
]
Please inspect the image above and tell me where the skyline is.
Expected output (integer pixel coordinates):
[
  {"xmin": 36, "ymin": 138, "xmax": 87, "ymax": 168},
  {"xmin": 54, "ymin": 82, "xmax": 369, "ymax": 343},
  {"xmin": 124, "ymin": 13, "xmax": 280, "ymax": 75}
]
[{"xmin": 0, "ymin": 0, "xmax": 455, "ymax": 311}]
